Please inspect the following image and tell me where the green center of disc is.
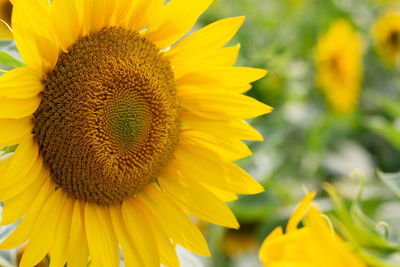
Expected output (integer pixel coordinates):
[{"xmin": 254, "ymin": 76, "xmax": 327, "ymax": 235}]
[{"xmin": 106, "ymin": 99, "xmax": 151, "ymax": 148}]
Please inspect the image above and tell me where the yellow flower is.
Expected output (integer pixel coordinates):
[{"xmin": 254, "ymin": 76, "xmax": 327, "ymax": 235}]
[
  {"xmin": 372, "ymin": 12, "xmax": 400, "ymax": 67},
  {"xmin": 315, "ymin": 21, "xmax": 363, "ymax": 115},
  {"xmin": 0, "ymin": 0, "xmax": 272, "ymax": 266},
  {"xmin": 0, "ymin": 0, "xmax": 12, "ymax": 39},
  {"xmin": 259, "ymin": 192, "xmax": 367, "ymax": 267}
]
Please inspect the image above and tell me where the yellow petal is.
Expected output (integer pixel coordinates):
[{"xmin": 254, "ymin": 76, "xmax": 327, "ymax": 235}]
[
  {"xmin": 0, "ymin": 135, "xmax": 38, "ymax": 186},
  {"xmin": 286, "ymin": 191, "xmax": 316, "ymax": 233},
  {"xmin": 171, "ymin": 149, "xmax": 225, "ymax": 191},
  {"xmin": 139, "ymin": 184, "xmax": 210, "ymax": 257},
  {"xmin": 180, "ymin": 89, "xmax": 272, "ymax": 120},
  {"xmin": 67, "ymin": 201, "xmax": 89, "ymax": 267},
  {"xmin": 258, "ymin": 226, "xmax": 284, "ymax": 266},
  {"xmin": 305, "ymin": 206, "xmax": 367, "ymax": 267},
  {"xmin": 0, "ymin": 179, "xmax": 53, "ymax": 249},
  {"xmin": 12, "ymin": 0, "xmax": 59, "ymax": 72},
  {"xmin": 20, "ymin": 189, "xmax": 66, "ymax": 267},
  {"xmin": 85, "ymin": 202, "xmax": 119, "ymax": 267},
  {"xmin": 1, "ymin": 167, "xmax": 47, "ymax": 225},
  {"xmin": 224, "ymin": 162, "xmax": 264, "ymax": 195},
  {"xmin": 49, "ymin": 198, "xmax": 74, "ymax": 267},
  {"xmin": 165, "ymin": 17, "xmax": 245, "ymax": 64},
  {"xmin": 159, "ymin": 170, "xmax": 239, "ymax": 229},
  {"xmin": 110, "ymin": 203, "xmax": 145, "ymax": 267},
  {"xmin": 75, "ymin": 0, "xmax": 99, "ymax": 35},
  {"xmin": 122, "ymin": 198, "xmax": 160, "ymax": 267},
  {"xmin": 110, "ymin": 0, "xmax": 134, "ymax": 27},
  {"xmin": 260, "ymin": 227, "xmax": 311, "ymax": 266},
  {"xmin": 214, "ymin": 44, "xmax": 241, "ymax": 66},
  {"xmin": 0, "ymin": 96, "xmax": 40, "ymax": 119},
  {"xmin": 182, "ymin": 112, "xmax": 263, "ymax": 141},
  {"xmin": 76, "ymin": 0, "xmax": 115, "ymax": 35},
  {"xmin": 172, "ymin": 146, "xmax": 262, "ymax": 195},
  {"xmin": 180, "ymin": 130, "xmax": 252, "ymax": 161},
  {"xmin": 202, "ymin": 185, "xmax": 238, "ymax": 202},
  {"xmin": 175, "ymin": 146, "xmax": 263, "ymax": 195},
  {"xmin": 146, "ymin": 0, "xmax": 214, "ymax": 48},
  {"xmin": 126, "ymin": 0, "xmax": 164, "ymax": 32},
  {"xmin": 0, "ymin": 157, "xmax": 42, "ymax": 201},
  {"xmin": 136, "ymin": 198, "xmax": 180, "ymax": 267},
  {"xmin": 0, "ymin": 117, "xmax": 32, "ymax": 147},
  {"xmin": 176, "ymin": 67, "xmax": 268, "ymax": 93},
  {"xmin": 192, "ymin": 44, "xmax": 241, "ymax": 68},
  {"xmin": 172, "ymin": 44, "xmax": 241, "ymax": 78},
  {"xmin": 52, "ymin": 0, "xmax": 82, "ymax": 51},
  {"xmin": 0, "ymin": 67, "xmax": 43, "ymax": 99}
]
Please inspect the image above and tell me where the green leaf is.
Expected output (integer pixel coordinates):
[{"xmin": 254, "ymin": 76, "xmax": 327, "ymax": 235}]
[
  {"xmin": 324, "ymin": 182, "xmax": 400, "ymax": 267},
  {"xmin": 0, "ymin": 145, "xmax": 17, "ymax": 154},
  {"xmin": 0, "ymin": 51, "xmax": 24, "ymax": 71},
  {"xmin": 366, "ymin": 117, "xmax": 400, "ymax": 151},
  {"xmin": 0, "ymin": 40, "xmax": 24, "ymax": 71},
  {"xmin": 377, "ymin": 170, "xmax": 400, "ymax": 200}
]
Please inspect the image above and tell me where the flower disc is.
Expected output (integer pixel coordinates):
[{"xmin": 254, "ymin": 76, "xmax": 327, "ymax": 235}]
[
  {"xmin": 33, "ymin": 27, "xmax": 180, "ymax": 204},
  {"xmin": 389, "ymin": 31, "xmax": 400, "ymax": 50}
]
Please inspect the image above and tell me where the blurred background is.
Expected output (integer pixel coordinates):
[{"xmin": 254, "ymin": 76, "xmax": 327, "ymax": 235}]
[{"xmin": 192, "ymin": 0, "xmax": 400, "ymax": 266}]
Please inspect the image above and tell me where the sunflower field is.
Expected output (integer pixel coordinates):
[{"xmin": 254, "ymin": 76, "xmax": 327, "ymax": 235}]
[{"xmin": 0, "ymin": 0, "xmax": 400, "ymax": 266}]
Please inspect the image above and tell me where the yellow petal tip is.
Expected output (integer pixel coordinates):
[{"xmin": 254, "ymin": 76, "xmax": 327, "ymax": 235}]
[{"xmin": 260, "ymin": 104, "xmax": 274, "ymax": 116}]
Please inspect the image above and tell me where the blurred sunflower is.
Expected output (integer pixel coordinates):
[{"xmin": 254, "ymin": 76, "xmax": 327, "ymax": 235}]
[
  {"xmin": 315, "ymin": 20, "xmax": 363, "ymax": 115},
  {"xmin": 0, "ymin": 0, "xmax": 271, "ymax": 266},
  {"xmin": 0, "ymin": 0, "xmax": 12, "ymax": 39},
  {"xmin": 372, "ymin": 12, "xmax": 400, "ymax": 67},
  {"xmin": 258, "ymin": 192, "xmax": 367, "ymax": 267}
]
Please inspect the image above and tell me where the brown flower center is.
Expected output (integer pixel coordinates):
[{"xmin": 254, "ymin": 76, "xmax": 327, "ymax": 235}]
[
  {"xmin": 33, "ymin": 27, "xmax": 180, "ymax": 204},
  {"xmin": 389, "ymin": 31, "xmax": 400, "ymax": 49}
]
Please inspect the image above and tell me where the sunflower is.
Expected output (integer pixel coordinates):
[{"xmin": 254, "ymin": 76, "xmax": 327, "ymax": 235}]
[
  {"xmin": 258, "ymin": 192, "xmax": 367, "ymax": 267},
  {"xmin": 372, "ymin": 12, "xmax": 400, "ymax": 67},
  {"xmin": 0, "ymin": 0, "xmax": 271, "ymax": 266},
  {"xmin": 315, "ymin": 20, "xmax": 363, "ymax": 115},
  {"xmin": 0, "ymin": 0, "xmax": 12, "ymax": 39}
]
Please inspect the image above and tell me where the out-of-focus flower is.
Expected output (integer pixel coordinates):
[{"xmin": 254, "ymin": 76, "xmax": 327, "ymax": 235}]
[
  {"xmin": 259, "ymin": 191, "xmax": 367, "ymax": 267},
  {"xmin": 372, "ymin": 12, "xmax": 400, "ymax": 67},
  {"xmin": 0, "ymin": 0, "xmax": 12, "ymax": 39},
  {"xmin": 315, "ymin": 20, "xmax": 363, "ymax": 115}
]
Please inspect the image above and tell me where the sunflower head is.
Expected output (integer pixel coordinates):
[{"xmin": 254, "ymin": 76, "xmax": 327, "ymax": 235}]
[
  {"xmin": 315, "ymin": 20, "xmax": 363, "ymax": 115},
  {"xmin": 33, "ymin": 26, "xmax": 181, "ymax": 204},
  {"xmin": 0, "ymin": 0, "xmax": 271, "ymax": 266},
  {"xmin": 372, "ymin": 12, "xmax": 400, "ymax": 67}
]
